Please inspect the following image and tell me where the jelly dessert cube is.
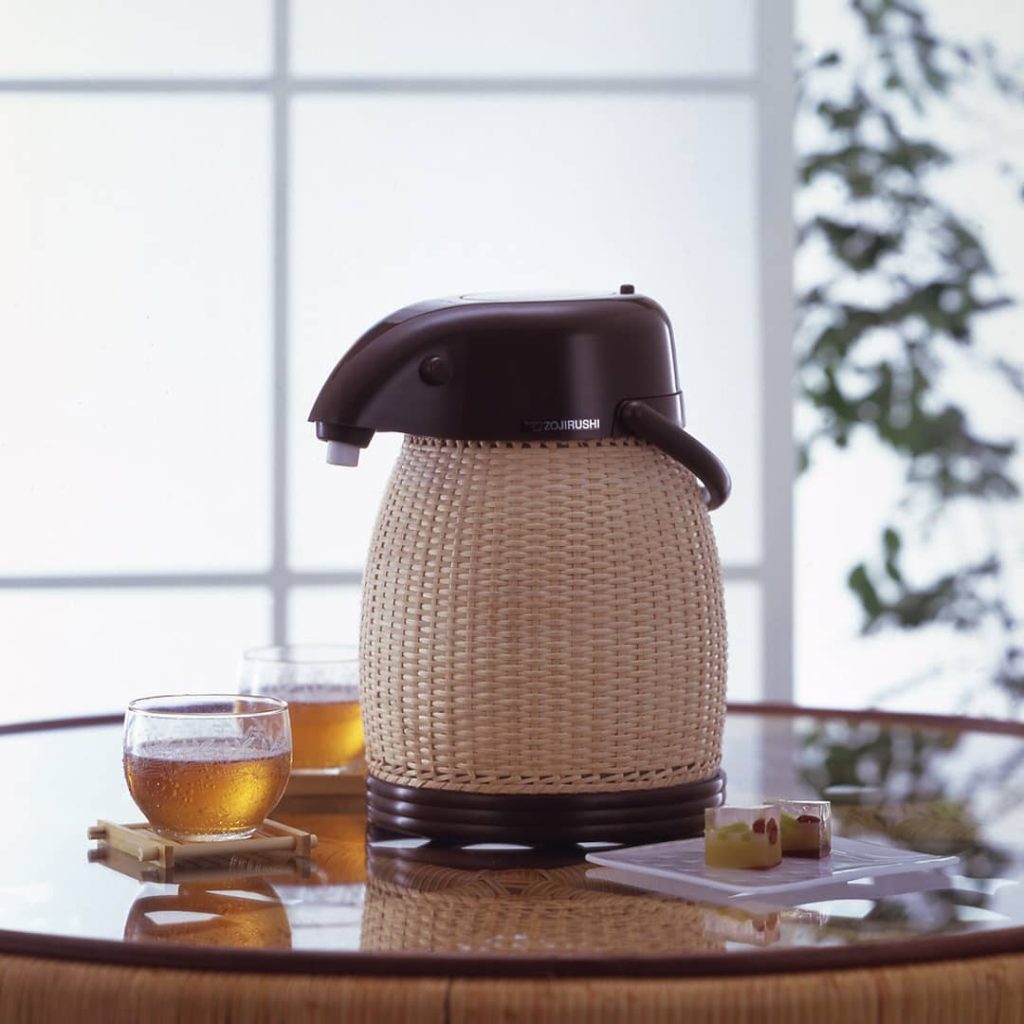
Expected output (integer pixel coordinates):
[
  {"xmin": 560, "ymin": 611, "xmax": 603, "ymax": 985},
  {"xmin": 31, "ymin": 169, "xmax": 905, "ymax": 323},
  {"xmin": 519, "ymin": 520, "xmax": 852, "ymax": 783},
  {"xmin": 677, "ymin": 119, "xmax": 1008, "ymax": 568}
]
[
  {"xmin": 775, "ymin": 800, "xmax": 832, "ymax": 858},
  {"xmin": 704, "ymin": 805, "xmax": 782, "ymax": 870}
]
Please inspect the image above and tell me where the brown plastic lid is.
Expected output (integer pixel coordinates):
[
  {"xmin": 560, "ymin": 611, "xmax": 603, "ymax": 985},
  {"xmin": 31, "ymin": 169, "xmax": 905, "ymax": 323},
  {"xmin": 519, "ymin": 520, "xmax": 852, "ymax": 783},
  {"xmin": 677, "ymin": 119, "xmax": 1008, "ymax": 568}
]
[{"xmin": 309, "ymin": 287, "xmax": 730, "ymax": 508}]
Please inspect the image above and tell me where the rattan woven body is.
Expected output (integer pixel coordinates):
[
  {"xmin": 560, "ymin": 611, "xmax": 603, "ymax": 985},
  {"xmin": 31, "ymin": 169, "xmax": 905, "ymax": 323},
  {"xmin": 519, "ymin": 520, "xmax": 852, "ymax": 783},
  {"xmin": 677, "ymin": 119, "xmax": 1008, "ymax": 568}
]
[{"xmin": 360, "ymin": 436, "xmax": 727, "ymax": 794}]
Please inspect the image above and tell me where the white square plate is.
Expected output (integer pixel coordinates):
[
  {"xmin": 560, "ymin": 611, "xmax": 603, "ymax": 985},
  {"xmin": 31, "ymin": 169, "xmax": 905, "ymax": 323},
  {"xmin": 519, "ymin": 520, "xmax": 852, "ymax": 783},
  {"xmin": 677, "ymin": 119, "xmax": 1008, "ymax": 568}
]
[{"xmin": 586, "ymin": 836, "xmax": 959, "ymax": 898}]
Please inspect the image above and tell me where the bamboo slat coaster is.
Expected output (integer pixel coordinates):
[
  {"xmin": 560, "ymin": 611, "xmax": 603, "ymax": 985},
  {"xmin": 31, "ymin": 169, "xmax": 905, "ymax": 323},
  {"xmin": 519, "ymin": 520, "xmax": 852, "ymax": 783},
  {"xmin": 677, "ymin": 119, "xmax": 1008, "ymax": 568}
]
[
  {"xmin": 88, "ymin": 844, "xmax": 316, "ymax": 884},
  {"xmin": 87, "ymin": 819, "xmax": 317, "ymax": 870}
]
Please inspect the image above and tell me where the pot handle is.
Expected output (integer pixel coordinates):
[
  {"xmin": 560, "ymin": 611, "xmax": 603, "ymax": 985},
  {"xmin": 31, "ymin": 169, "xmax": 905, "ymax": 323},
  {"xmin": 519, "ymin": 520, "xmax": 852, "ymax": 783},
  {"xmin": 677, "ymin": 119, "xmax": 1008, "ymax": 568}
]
[{"xmin": 620, "ymin": 400, "xmax": 731, "ymax": 510}]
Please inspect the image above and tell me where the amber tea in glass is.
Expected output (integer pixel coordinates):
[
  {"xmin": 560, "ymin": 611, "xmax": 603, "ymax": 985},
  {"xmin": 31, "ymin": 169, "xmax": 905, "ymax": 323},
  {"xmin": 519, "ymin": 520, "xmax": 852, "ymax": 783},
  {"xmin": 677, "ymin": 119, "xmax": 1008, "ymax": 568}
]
[
  {"xmin": 241, "ymin": 645, "xmax": 362, "ymax": 774},
  {"xmin": 123, "ymin": 695, "xmax": 291, "ymax": 841}
]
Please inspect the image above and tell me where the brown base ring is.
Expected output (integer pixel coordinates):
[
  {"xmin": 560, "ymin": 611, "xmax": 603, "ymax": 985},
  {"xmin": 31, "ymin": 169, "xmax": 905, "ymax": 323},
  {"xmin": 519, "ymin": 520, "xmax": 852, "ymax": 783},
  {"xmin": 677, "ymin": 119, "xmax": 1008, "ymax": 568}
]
[{"xmin": 366, "ymin": 772, "xmax": 726, "ymax": 845}]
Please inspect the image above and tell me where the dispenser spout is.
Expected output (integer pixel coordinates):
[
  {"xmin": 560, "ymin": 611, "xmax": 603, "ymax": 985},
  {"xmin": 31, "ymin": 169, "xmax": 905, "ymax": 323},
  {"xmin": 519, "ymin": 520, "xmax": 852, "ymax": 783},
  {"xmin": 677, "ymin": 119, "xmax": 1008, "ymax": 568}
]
[{"xmin": 325, "ymin": 441, "xmax": 361, "ymax": 467}]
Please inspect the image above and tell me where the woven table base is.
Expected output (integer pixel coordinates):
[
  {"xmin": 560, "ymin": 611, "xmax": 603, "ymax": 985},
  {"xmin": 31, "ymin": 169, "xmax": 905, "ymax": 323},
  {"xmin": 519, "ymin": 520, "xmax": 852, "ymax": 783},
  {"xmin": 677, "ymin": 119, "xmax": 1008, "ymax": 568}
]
[
  {"xmin": 3, "ymin": 951, "xmax": 1022, "ymax": 1024},
  {"xmin": 366, "ymin": 772, "xmax": 725, "ymax": 844}
]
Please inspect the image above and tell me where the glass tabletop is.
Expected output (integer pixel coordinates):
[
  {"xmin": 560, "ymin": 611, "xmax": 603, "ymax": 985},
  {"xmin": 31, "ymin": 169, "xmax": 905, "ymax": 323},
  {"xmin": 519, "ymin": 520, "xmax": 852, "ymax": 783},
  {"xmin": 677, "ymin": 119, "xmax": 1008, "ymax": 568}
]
[{"xmin": 1, "ymin": 707, "xmax": 1021, "ymax": 975}]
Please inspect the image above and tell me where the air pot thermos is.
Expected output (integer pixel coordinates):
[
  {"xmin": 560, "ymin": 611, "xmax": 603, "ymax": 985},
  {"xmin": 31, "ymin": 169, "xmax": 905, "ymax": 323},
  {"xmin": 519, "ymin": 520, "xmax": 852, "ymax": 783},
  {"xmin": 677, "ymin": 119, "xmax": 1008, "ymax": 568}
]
[{"xmin": 310, "ymin": 289, "xmax": 731, "ymax": 843}]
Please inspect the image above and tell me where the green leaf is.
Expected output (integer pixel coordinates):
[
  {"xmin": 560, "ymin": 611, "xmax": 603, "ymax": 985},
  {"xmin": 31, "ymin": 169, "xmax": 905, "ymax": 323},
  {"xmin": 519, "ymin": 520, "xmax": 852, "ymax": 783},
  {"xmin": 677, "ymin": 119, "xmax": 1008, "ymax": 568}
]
[
  {"xmin": 848, "ymin": 565, "xmax": 884, "ymax": 625},
  {"xmin": 883, "ymin": 528, "xmax": 903, "ymax": 583}
]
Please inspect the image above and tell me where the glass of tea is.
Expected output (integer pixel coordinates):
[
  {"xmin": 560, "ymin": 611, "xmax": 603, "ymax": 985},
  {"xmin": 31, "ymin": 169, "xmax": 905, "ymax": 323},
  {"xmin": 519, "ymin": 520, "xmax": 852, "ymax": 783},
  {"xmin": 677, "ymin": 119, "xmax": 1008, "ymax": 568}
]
[
  {"xmin": 240, "ymin": 644, "xmax": 363, "ymax": 775},
  {"xmin": 123, "ymin": 694, "xmax": 292, "ymax": 842}
]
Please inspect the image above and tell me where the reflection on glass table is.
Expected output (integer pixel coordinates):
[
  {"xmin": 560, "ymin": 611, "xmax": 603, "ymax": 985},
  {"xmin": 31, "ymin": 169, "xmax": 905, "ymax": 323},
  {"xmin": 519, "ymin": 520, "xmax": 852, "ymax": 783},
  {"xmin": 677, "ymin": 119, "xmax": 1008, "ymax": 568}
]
[
  {"xmin": 123, "ymin": 877, "xmax": 292, "ymax": 950},
  {"xmin": 0, "ymin": 708, "xmax": 1020, "ymax": 966}
]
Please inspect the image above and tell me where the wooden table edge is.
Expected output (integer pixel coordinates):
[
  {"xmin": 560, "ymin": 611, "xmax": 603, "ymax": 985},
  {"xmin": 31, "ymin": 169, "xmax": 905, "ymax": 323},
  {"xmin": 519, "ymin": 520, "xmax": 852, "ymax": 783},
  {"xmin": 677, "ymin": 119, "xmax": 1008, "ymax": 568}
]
[
  {"xmin": 3, "ymin": 704, "xmax": 1021, "ymax": 738},
  {"xmin": 1, "ymin": 924, "xmax": 1022, "ymax": 978}
]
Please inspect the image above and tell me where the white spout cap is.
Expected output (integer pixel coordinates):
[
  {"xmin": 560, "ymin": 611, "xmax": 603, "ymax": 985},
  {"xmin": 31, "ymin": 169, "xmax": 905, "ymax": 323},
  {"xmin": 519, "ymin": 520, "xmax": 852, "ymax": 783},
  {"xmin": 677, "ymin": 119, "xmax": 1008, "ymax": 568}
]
[{"xmin": 326, "ymin": 441, "xmax": 361, "ymax": 467}]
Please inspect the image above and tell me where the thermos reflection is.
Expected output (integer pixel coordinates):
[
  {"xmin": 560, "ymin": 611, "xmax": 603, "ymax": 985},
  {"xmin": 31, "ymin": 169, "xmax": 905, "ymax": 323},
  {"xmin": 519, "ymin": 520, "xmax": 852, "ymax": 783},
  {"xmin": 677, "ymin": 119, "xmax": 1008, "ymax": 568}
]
[{"xmin": 361, "ymin": 847, "xmax": 724, "ymax": 955}]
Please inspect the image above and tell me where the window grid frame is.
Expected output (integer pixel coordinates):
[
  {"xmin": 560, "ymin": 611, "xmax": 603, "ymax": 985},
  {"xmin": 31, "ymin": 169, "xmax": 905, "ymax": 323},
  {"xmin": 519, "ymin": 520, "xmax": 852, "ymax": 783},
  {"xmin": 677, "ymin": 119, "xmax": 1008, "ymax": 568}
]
[{"xmin": 0, "ymin": 0, "xmax": 794, "ymax": 701}]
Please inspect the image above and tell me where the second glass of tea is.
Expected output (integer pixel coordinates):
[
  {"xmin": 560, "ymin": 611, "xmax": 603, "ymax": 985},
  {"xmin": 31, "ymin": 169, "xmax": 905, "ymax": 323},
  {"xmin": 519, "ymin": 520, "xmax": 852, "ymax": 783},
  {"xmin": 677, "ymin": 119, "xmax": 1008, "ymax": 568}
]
[
  {"xmin": 123, "ymin": 694, "xmax": 292, "ymax": 842},
  {"xmin": 241, "ymin": 644, "xmax": 363, "ymax": 775}
]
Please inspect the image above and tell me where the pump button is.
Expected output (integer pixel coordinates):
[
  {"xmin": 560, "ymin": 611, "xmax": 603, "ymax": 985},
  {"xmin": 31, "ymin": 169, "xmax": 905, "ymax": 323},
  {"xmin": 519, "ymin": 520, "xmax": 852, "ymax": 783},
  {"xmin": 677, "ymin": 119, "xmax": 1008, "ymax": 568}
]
[{"xmin": 419, "ymin": 355, "xmax": 452, "ymax": 386}]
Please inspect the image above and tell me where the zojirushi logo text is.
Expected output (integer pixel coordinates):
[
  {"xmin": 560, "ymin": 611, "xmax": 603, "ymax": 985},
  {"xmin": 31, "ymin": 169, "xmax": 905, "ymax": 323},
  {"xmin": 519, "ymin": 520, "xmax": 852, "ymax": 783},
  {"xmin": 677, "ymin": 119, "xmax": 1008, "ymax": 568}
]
[{"xmin": 521, "ymin": 417, "xmax": 601, "ymax": 433}]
